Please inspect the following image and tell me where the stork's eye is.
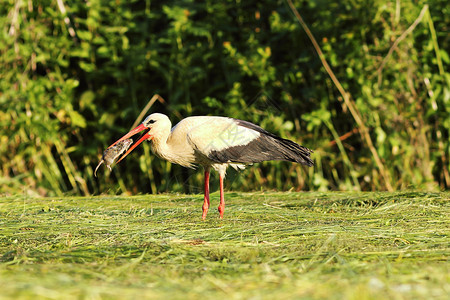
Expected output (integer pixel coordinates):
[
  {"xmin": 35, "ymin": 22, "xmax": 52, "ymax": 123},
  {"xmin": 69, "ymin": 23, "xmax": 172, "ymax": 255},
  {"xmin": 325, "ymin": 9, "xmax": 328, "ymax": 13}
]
[{"xmin": 148, "ymin": 120, "xmax": 156, "ymax": 124}]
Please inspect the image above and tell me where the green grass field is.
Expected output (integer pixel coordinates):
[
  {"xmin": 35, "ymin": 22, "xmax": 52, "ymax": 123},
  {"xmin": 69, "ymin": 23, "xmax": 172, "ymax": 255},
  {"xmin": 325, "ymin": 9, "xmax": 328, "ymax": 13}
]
[{"xmin": 0, "ymin": 192, "xmax": 448, "ymax": 299}]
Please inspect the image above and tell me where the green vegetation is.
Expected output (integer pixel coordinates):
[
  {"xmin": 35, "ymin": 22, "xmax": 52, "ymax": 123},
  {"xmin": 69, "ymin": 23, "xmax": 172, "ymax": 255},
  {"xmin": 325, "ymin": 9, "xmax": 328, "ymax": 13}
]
[
  {"xmin": 1, "ymin": 2, "xmax": 448, "ymax": 298},
  {"xmin": 0, "ymin": 192, "xmax": 448, "ymax": 299},
  {"xmin": 1, "ymin": 1, "xmax": 449, "ymax": 196}
]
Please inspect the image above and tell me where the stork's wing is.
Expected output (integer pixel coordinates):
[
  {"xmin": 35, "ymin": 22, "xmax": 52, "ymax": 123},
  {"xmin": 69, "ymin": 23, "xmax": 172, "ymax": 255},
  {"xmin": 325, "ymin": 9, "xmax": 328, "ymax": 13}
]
[
  {"xmin": 186, "ymin": 117, "xmax": 313, "ymax": 166},
  {"xmin": 186, "ymin": 117, "xmax": 260, "ymax": 161}
]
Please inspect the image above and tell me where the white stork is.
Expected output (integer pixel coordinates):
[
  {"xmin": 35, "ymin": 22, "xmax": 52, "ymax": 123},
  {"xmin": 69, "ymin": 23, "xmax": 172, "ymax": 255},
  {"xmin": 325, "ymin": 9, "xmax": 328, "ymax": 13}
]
[{"xmin": 107, "ymin": 113, "xmax": 313, "ymax": 219}]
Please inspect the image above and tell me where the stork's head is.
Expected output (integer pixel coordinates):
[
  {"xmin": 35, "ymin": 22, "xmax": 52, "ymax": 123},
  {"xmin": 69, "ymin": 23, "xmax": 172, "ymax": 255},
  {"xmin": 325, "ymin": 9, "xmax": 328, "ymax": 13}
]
[{"xmin": 107, "ymin": 113, "xmax": 171, "ymax": 164}]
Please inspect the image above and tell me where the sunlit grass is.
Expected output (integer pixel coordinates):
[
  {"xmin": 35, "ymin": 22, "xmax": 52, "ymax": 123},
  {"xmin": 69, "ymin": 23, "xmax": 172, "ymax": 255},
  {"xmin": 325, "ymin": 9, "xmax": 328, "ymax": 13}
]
[{"xmin": 0, "ymin": 192, "xmax": 448, "ymax": 299}]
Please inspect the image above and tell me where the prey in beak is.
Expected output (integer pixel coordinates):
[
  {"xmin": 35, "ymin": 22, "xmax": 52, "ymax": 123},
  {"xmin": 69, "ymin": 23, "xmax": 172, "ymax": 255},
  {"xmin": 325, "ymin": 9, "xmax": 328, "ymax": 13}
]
[
  {"xmin": 94, "ymin": 138, "xmax": 133, "ymax": 177},
  {"xmin": 95, "ymin": 123, "xmax": 152, "ymax": 177},
  {"xmin": 107, "ymin": 124, "xmax": 153, "ymax": 164}
]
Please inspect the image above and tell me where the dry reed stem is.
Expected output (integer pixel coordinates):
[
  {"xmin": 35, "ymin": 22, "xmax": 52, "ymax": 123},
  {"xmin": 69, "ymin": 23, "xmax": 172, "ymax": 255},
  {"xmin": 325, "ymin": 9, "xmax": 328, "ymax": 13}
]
[
  {"xmin": 286, "ymin": 0, "xmax": 393, "ymax": 191},
  {"xmin": 56, "ymin": 0, "xmax": 76, "ymax": 38},
  {"xmin": 377, "ymin": 5, "xmax": 429, "ymax": 86},
  {"xmin": 130, "ymin": 94, "xmax": 166, "ymax": 130}
]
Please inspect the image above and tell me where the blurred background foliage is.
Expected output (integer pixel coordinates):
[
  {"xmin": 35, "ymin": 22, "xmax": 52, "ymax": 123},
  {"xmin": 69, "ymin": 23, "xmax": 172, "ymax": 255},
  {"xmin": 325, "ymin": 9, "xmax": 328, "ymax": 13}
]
[{"xmin": 0, "ymin": 0, "xmax": 448, "ymax": 196}]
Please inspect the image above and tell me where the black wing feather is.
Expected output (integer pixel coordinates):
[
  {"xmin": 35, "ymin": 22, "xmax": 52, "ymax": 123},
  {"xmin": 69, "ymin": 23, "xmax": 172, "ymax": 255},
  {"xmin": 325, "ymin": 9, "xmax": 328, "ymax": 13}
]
[{"xmin": 208, "ymin": 119, "xmax": 314, "ymax": 166}]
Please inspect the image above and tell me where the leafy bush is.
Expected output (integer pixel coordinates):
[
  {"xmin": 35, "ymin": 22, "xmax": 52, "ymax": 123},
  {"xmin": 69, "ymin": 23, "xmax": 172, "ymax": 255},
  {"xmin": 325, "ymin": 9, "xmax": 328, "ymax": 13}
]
[{"xmin": 1, "ymin": 0, "xmax": 448, "ymax": 196}]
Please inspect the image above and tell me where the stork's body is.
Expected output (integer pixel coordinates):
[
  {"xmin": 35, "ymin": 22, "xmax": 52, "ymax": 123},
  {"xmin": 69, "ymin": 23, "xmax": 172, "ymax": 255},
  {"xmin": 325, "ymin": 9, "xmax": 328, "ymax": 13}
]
[{"xmin": 109, "ymin": 113, "xmax": 313, "ymax": 219}]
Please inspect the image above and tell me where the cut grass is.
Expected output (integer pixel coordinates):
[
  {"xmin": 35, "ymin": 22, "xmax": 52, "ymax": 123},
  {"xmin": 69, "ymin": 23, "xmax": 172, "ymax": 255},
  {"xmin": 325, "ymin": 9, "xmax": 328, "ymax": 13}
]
[{"xmin": 0, "ymin": 192, "xmax": 448, "ymax": 299}]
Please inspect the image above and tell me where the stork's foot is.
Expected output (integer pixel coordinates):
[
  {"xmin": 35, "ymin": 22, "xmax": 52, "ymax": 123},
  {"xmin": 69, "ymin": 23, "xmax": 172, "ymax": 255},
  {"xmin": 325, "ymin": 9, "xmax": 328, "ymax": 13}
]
[
  {"xmin": 217, "ymin": 204, "xmax": 224, "ymax": 219},
  {"xmin": 202, "ymin": 206, "xmax": 208, "ymax": 220},
  {"xmin": 202, "ymin": 199, "xmax": 210, "ymax": 220}
]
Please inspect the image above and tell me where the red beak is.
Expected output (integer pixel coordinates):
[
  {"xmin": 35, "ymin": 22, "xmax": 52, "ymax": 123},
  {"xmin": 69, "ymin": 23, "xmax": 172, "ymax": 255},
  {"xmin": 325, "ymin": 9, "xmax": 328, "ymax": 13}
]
[{"xmin": 107, "ymin": 123, "xmax": 153, "ymax": 164}]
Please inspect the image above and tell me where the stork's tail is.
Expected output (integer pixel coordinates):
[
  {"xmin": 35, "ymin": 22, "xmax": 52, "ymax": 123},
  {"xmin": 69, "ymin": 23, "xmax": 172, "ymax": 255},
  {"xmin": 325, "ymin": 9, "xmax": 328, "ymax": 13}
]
[{"xmin": 276, "ymin": 137, "xmax": 314, "ymax": 166}]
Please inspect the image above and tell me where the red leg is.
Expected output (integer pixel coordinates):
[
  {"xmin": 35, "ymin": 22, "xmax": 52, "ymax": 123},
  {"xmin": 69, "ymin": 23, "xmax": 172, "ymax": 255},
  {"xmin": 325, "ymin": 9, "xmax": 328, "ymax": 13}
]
[
  {"xmin": 218, "ymin": 175, "xmax": 225, "ymax": 219},
  {"xmin": 201, "ymin": 169, "xmax": 210, "ymax": 220}
]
